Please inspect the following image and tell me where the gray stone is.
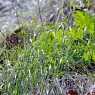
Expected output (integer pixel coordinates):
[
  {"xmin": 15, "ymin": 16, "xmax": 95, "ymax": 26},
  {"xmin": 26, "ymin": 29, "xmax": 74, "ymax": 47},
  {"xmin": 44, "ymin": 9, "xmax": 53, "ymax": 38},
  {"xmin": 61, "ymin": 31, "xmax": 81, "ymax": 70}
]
[{"xmin": 0, "ymin": 0, "xmax": 35, "ymax": 43}]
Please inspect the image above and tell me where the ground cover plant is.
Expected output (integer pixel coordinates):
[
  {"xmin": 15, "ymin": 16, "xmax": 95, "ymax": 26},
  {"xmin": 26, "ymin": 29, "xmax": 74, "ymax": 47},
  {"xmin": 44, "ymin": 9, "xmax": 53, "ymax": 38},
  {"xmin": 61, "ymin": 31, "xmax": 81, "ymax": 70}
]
[{"xmin": 0, "ymin": 9, "xmax": 95, "ymax": 95}]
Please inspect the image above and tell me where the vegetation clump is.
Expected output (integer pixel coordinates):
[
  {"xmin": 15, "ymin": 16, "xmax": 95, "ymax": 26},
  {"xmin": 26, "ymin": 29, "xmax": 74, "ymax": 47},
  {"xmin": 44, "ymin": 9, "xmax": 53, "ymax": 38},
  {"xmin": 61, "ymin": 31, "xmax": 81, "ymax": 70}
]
[{"xmin": 0, "ymin": 7, "xmax": 95, "ymax": 95}]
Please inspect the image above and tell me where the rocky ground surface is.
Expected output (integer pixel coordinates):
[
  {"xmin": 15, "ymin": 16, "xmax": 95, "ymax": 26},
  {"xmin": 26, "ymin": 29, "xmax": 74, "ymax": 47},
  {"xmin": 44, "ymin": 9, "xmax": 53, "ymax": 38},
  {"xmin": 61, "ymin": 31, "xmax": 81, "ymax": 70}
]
[{"xmin": 0, "ymin": 0, "xmax": 95, "ymax": 95}]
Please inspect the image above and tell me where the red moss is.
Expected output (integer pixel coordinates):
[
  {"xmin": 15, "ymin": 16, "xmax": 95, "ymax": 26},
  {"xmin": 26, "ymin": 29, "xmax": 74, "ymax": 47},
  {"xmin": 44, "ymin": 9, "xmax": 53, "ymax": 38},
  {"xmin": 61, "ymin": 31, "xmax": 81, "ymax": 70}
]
[
  {"xmin": 66, "ymin": 89, "xmax": 78, "ymax": 95},
  {"xmin": 6, "ymin": 34, "xmax": 23, "ymax": 47}
]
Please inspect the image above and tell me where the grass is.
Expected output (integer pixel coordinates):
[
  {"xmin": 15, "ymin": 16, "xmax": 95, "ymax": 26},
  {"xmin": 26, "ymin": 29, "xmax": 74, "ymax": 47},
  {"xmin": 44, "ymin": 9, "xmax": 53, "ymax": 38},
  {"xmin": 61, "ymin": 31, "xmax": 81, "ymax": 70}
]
[{"xmin": 0, "ymin": 10, "xmax": 95, "ymax": 95}]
